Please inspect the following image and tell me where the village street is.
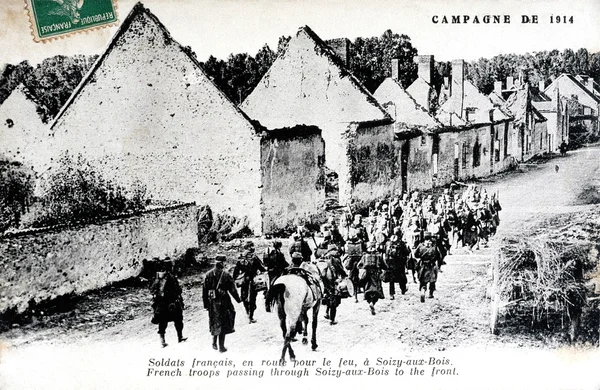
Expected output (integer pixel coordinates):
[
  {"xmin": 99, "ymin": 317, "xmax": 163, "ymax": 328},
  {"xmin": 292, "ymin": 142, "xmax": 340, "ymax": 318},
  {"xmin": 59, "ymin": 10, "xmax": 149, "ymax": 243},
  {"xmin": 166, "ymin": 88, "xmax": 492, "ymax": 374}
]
[{"xmin": 1, "ymin": 147, "xmax": 600, "ymax": 390}]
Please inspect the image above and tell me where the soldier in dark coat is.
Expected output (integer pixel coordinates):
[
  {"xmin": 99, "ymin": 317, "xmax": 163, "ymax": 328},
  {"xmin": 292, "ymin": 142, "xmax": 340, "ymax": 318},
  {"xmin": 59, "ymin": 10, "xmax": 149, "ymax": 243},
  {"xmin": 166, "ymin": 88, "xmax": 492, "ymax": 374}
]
[
  {"xmin": 385, "ymin": 232, "xmax": 410, "ymax": 299},
  {"xmin": 203, "ymin": 255, "xmax": 241, "ymax": 353},
  {"xmin": 233, "ymin": 241, "xmax": 266, "ymax": 324},
  {"xmin": 289, "ymin": 233, "xmax": 313, "ymax": 262},
  {"xmin": 263, "ymin": 240, "xmax": 289, "ymax": 285},
  {"xmin": 344, "ymin": 231, "xmax": 364, "ymax": 303},
  {"xmin": 413, "ymin": 232, "xmax": 441, "ymax": 303},
  {"xmin": 357, "ymin": 241, "xmax": 387, "ymax": 315},
  {"xmin": 321, "ymin": 244, "xmax": 347, "ymax": 325},
  {"xmin": 150, "ymin": 262, "xmax": 186, "ymax": 347}
]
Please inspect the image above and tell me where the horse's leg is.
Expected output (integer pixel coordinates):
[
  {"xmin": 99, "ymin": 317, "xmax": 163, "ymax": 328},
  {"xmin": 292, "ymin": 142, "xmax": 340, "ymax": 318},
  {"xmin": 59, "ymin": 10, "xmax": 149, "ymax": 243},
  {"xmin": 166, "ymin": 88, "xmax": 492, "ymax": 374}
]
[
  {"xmin": 280, "ymin": 337, "xmax": 289, "ymax": 365},
  {"xmin": 311, "ymin": 303, "xmax": 319, "ymax": 351},
  {"xmin": 302, "ymin": 311, "xmax": 309, "ymax": 345}
]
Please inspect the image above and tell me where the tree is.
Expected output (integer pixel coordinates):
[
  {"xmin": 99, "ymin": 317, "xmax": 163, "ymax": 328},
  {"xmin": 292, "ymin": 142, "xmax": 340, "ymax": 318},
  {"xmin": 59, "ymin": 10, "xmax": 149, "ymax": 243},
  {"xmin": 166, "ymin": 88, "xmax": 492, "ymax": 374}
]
[{"xmin": 350, "ymin": 30, "xmax": 418, "ymax": 92}]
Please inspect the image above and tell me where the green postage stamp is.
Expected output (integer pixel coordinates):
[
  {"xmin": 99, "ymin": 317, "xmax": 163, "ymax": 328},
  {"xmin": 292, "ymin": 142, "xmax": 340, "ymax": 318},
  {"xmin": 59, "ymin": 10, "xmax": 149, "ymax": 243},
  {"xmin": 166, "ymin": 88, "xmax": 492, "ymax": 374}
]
[{"xmin": 24, "ymin": 0, "xmax": 118, "ymax": 42}]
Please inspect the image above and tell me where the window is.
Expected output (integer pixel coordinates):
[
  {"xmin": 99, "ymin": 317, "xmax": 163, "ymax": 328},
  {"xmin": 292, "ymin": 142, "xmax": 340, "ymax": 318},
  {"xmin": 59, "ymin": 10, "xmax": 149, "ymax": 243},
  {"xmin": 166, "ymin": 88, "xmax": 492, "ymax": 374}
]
[
  {"xmin": 473, "ymin": 139, "xmax": 481, "ymax": 168},
  {"xmin": 462, "ymin": 143, "xmax": 469, "ymax": 169},
  {"xmin": 421, "ymin": 136, "xmax": 426, "ymax": 146}
]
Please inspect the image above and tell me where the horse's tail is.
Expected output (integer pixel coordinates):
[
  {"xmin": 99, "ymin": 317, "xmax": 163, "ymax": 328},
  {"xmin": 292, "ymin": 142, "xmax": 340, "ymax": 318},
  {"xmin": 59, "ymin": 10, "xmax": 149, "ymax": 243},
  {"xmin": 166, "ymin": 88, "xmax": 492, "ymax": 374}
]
[{"xmin": 265, "ymin": 283, "xmax": 286, "ymax": 311}]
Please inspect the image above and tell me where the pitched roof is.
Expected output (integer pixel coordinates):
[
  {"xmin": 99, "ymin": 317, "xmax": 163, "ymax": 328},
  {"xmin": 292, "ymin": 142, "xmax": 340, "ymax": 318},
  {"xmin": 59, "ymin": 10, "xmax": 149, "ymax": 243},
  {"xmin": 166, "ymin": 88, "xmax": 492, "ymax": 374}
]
[
  {"xmin": 505, "ymin": 84, "xmax": 546, "ymax": 124},
  {"xmin": 240, "ymin": 25, "xmax": 390, "ymax": 130},
  {"xmin": 406, "ymin": 77, "xmax": 435, "ymax": 111},
  {"xmin": 545, "ymin": 73, "xmax": 600, "ymax": 106},
  {"xmin": 437, "ymin": 79, "xmax": 511, "ymax": 126},
  {"xmin": 51, "ymin": 2, "xmax": 257, "ymax": 130},
  {"xmin": 373, "ymin": 77, "xmax": 442, "ymax": 133},
  {"xmin": 1, "ymin": 84, "xmax": 49, "ymax": 123},
  {"xmin": 575, "ymin": 74, "xmax": 600, "ymax": 97}
]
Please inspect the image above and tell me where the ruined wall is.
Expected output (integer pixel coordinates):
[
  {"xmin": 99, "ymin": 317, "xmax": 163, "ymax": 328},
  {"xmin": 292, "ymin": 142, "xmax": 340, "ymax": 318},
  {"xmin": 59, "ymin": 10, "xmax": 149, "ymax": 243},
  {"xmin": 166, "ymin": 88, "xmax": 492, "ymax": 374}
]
[
  {"xmin": 0, "ymin": 204, "xmax": 198, "ymax": 314},
  {"xmin": 260, "ymin": 132, "xmax": 326, "ymax": 233},
  {"xmin": 51, "ymin": 9, "xmax": 262, "ymax": 233},
  {"xmin": 349, "ymin": 122, "xmax": 402, "ymax": 202},
  {"xmin": 406, "ymin": 135, "xmax": 434, "ymax": 191}
]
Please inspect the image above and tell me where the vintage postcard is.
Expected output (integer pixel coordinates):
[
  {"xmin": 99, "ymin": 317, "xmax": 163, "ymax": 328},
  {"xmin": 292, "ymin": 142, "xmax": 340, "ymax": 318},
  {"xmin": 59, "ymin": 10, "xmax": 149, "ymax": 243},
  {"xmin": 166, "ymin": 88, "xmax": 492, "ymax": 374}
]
[{"xmin": 0, "ymin": 0, "xmax": 599, "ymax": 389}]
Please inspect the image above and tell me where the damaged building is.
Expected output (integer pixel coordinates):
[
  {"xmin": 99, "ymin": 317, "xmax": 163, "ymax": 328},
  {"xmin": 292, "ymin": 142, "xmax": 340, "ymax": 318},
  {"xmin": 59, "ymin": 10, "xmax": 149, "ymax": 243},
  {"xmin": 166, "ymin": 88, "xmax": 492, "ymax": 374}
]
[{"xmin": 241, "ymin": 25, "xmax": 401, "ymax": 216}]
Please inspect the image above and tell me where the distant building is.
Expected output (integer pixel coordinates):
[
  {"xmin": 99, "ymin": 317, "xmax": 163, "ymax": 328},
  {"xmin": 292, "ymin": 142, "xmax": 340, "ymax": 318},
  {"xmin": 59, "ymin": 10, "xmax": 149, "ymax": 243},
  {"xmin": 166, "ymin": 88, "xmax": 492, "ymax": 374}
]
[
  {"xmin": 544, "ymin": 73, "xmax": 600, "ymax": 145},
  {"xmin": 503, "ymin": 82, "xmax": 548, "ymax": 161},
  {"xmin": 435, "ymin": 59, "xmax": 514, "ymax": 180},
  {"xmin": 50, "ymin": 3, "xmax": 263, "ymax": 232},
  {"xmin": 0, "ymin": 84, "xmax": 51, "ymax": 173}
]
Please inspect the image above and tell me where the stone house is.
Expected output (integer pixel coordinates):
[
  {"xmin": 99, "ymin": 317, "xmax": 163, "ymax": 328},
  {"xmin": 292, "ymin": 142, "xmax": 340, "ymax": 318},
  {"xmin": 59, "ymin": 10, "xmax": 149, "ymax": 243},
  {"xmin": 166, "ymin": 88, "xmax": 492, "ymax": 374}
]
[
  {"xmin": 435, "ymin": 59, "xmax": 514, "ymax": 181},
  {"xmin": 0, "ymin": 84, "xmax": 52, "ymax": 173},
  {"xmin": 241, "ymin": 25, "xmax": 400, "ymax": 211},
  {"xmin": 373, "ymin": 60, "xmax": 445, "ymax": 192},
  {"xmin": 50, "ymin": 3, "xmax": 263, "ymax": 232},
  {"xmin": 544, "ymin": 74, "xmax": 600, "ymax": 144},
  {"xmin": 504, "ymin": 83, "xmax": 548, "ymax": 160}
]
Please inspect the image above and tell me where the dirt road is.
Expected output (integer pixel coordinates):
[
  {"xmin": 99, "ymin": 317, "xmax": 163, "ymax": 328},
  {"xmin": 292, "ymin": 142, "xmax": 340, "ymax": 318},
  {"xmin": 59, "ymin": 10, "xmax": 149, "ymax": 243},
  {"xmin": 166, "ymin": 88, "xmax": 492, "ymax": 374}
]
[{"xmin": 2, "ymin": 148, "xmax": 600, "ymax": 390}]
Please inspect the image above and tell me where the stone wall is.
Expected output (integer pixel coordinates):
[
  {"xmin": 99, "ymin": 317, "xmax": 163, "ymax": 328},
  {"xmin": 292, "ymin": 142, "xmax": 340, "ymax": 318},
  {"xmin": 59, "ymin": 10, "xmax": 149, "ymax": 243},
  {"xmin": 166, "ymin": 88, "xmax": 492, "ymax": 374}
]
[
  {"xmin": 0, "ymin": 203, "xmax": 198, "ymax": 315},
  {"xmin": 405, "ymin": 135, "xmax": 434, "ymax": 191},
  {"xmin": 260, "ymin": 129, "xmax": 326, "ymax": 233},
  {"xmin": 349, "ymin": 122, "xmax": 402, "ymax": 202}
]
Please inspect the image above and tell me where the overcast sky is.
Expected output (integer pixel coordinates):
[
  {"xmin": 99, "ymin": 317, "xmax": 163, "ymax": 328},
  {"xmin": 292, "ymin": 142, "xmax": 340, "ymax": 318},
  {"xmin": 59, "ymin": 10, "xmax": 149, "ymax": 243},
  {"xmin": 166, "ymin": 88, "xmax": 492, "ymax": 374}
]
[{"xmin": 1, "ymin": 0, "xmax": 599, "ymax": 65}]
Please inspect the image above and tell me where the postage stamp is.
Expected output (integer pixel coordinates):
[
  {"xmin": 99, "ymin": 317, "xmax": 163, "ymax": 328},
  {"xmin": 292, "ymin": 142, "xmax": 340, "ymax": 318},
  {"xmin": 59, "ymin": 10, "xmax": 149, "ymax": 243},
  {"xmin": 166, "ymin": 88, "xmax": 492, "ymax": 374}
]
[{"xmin": 24, "ymin": 0, "xmax": 118, "ymax": 42}]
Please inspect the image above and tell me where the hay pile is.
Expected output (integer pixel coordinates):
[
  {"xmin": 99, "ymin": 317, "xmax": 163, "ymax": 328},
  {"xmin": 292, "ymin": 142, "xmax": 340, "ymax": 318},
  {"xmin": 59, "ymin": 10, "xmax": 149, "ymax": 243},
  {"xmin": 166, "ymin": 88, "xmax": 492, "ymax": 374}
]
[{"xmin": 497, "ymin": 237, "xmax": 591, "ymax": 325}]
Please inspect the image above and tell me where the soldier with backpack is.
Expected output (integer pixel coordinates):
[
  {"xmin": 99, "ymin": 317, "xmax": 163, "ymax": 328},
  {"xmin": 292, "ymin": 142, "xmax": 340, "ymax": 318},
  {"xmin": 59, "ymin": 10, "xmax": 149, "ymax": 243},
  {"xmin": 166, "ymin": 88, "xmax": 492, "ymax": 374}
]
[
  {"xmin": 357, "ymin": 241, "xmax": 387, "ymax": 315},
  {"xmin": 150, "ymin": 261, "xmax": 186, "ymax": 348},
  {"xmin": 385, "ymin": 230, "xmax": 411, "ymax": 299},
  {"xmin": 233, "ymin": 241, "xmax": 265, "ymax": 324},
  {"xmin": 344, "ymin": 230, "xmax": 364, "ymax": 303},
  {"xmin": 203, "ymin": 255, "xmax": 241, "ymax": 353}
]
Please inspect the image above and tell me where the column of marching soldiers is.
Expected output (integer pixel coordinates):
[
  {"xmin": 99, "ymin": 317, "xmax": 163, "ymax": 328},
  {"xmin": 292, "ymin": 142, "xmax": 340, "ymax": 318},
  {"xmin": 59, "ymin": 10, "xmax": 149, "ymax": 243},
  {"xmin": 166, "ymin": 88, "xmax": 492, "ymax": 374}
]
[{"xmin": 149, "ymin": 185, "xmax": 502, "ymax": 351}]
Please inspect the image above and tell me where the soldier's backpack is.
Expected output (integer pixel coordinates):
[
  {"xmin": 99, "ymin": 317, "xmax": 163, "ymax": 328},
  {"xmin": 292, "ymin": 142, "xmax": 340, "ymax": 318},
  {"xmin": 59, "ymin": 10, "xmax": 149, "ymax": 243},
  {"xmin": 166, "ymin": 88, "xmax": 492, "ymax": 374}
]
[{"xmin": 386, "ymin": 241, "xmax": 404, "ymax": 258}]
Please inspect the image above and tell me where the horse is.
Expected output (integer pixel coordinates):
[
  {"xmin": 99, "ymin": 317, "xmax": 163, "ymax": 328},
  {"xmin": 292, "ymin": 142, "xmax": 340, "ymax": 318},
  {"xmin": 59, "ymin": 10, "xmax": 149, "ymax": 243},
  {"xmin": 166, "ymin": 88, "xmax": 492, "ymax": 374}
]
[{"xmin": 265, "ymin": 263, "xmax": 323, "ymax": 364}]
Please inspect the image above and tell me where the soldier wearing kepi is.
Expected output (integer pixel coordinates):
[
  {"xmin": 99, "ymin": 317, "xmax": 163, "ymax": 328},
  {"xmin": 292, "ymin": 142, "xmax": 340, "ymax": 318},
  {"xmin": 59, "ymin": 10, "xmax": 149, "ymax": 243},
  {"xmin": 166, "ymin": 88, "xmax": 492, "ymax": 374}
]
[
  {"xmin": 203, "ymin": 255, "xmax": 241, "ymax": 353},
  {"xmin": 385, "ymin": 229, "xmax": 411, "ymax": 299},
  {"xmin": 150, "ymin": 261, "xmax": 187, "ymax": 348},
  {"xmin": 233, "ymin": 241, "xmax": 266, "ymax": 324},
  {"xmin": 413, "ymin": 232, "xmax": 441, "ymax": 303}
]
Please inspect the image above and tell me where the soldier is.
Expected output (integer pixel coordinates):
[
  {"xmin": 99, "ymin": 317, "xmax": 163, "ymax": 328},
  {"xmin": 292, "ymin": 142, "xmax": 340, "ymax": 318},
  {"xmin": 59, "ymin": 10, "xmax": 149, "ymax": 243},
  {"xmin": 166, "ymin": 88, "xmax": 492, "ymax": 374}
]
[
  {"xmin": 321, "ymin": 244, "xmax": 347, "ymax": 325},
  {"xmin": 233, "ymin": 241, "xmax": 265, "ymax": 324},
  {"xmin": 150, "ymin": 261, "xmax": 186, "ymax": 348},
  {"xmin": 413, "ymin": 232, "xmax": 441, "ymax": 303},
  {"xmin": 344, "ymin": 231, "xmax": 364, "ymax": 303},
  {"xmin": 357, "ymin": 241, "xmax": 387, "ymax": 315},
  {"xmin": 289, "ymin": 233, "xmax": 313, "ymax": 263},
  {"xmin": 263, "ymin": 240, "xmax": 289, "ymax": 286},
  {"xmin": 385, "ymin": 231, "xmax": 411, "ymax": 299},
  {"xmin": 203, "ymin": 255, "xmax": 241, "ymax": 353}
]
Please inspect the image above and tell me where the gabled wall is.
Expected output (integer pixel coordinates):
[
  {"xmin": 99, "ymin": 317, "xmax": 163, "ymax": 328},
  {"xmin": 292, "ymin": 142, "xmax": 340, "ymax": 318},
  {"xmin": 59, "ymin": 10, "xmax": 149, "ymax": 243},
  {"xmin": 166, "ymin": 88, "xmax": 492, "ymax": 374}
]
[{"xmin": 50, "ymin": 5, "xmax": 262, "ymax": 232}]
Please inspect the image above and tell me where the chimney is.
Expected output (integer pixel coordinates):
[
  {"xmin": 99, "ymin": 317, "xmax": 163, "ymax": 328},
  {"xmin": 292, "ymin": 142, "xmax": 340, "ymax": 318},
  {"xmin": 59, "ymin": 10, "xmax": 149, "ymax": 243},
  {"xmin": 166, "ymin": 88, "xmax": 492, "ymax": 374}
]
[
  {"xmin": 539, "ymin": 80, "xmax": 545, "ymax": 92},
  {"xmin": 506, "ymin": 76, "xmax": 514, "ymax": 90},
  {"xmin": 586, "ymin": 78, "xmax": 594, "ymax": 93},
  {"xmin": 326, "ymin": 38, "xmax": 352, "ymax": 68},
  {"xmin": 494, "ymin": 81, "xmax": 502, "ymax": 95},
  {"xmin": 391, "ymin": 59, "xmax": 401, "ymax": 81},
  {"xmin": 451, "ymin": 59, "xmax": 465, "ymax": 117},
  {"xmin": 414, "ymin": 55, "xmax": 434, "ymax": 85}
]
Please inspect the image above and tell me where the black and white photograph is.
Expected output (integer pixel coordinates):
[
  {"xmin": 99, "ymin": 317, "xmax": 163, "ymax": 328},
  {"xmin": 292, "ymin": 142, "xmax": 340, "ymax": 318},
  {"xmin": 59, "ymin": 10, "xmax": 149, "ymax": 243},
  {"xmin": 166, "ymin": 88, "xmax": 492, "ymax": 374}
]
[{"xmin": 0, "ymin": 0, "xmax": 599, "ymax": 388}]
